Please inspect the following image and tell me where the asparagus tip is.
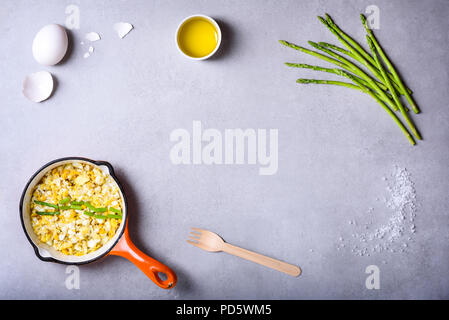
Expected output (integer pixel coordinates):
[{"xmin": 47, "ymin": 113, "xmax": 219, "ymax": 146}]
[
  {"xmin": 360, "ymin": 13, "xmax": 367, "ymax": 23},
  {"xmin": 360, "ymin": 14, "xmax": 368, "ymax": 29},
  {"xmin": 324, "ymin": 13, "xmax": 333, "ymax": 23},
  {"xmin": 296, "ymin": 79, "xmax": 315, "ymax": 84},
  {"xmin": 415, "ymin": 130, "xmax": 422, "ymax": 140}
]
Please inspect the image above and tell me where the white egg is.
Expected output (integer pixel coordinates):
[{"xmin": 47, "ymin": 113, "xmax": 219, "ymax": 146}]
[{"xmin": 32, "ymin": 24, "xmax": 68, "ymax": 66}]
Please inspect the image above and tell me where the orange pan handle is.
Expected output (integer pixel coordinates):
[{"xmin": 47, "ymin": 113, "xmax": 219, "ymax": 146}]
[{"xmin": 108, "ymin": 224, "xmax": 177, "ymax": 289}]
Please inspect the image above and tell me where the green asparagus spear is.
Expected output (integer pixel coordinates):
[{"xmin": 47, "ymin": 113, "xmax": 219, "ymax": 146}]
[
  {"xmin": 84, "ymin": 201, "xmax": 108, "ymax": 213},
  {"xmin": 366, "ymin": 36, "xmax": 421, "ymax": 139},
  {"xmin": 286, "ymin": 62, "xmax": 397, "ymax": 105},
  {"xmin": 109, "ymin": 207, "xmax": 122, "ymax": 214},
  {"xmin": 279, "ymin": 13, "xmax": 421, "ymax": 145},
  {"xmin": 34, "ymin": 200, "xmax": 59, "ymax": 209},
  {"xmin": 295, "ymin": 77, "xmax": 405, "ymax": 109},
  {"xmin": 360, "ymin": 14, "xmax": 419, "ymax": 113},
  {"xmin": 36, "ymin": 211, "xmax": 60, "ymax": 216},
  {"xmin": 296, "ymin": 76, "xmax": 415, "ymax": 145},
  {"xmin": 296, "ymin": 79, "xmax": 359, "ymax": 88},
  {"xmin": 318, "ymin": 41, "xmax": 401, "ymax": 90},
  {"xmin": 340, "ymin": 71, "xmax": 415, "ymax": 145},
  {"xmin": 279, "ymin": 41, "xmax": 389, "ymax": 94},
  {"xmin": 324, "ymin": 14, "xmax": 375, "ymax": 65},
  {"xmin": 279, "ymin": 40, "xmax": 397, "ymax": 110},
  {"xmin": 280, "ymin": 40, "xmax": 346, "ymax": 67},
  {"xmin": 285, "ymin": 63, "xmax": 369, "ymax": 86},
  {"xmin": 307, "ymin": 41, "xmax": 398, "ymax": 111},
  {"xmin": 366, "ymin": 36, "xmax": 402, "ymax": 112},
  {"xmin": 83, "ymin": 211, "xmax": 95, "ymax": 217},
  {"xmin": 58, "ymin": 197, "xmax": 71, "ymax": 205},
  {"xmin": 295, "ymin": 78, "xmax": 390, "ymax": 102},
  {"xmin": 318, "ymin": 15, "xmax": 411, "ymax": 95},
  {"xmin": 317, "ymin": 42, "xmax": 355, "ymax": 58},
  {"xmin": 106, "ymin": 214, "xmax": 122, "ymax": 219}
]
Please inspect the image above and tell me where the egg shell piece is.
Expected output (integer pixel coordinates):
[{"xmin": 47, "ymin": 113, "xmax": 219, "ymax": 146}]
[
  {"xmin": 85, "ymin": 32, "xmax": 101, "ymax": 42},
  {"xmin": 22, "ymin": 71, "xmax": 54, "ymax": 103},
  {"xmin": 113, "ymin": 22, "xmax": 133, "ymax": 39},
  {"xmin": 32, "ymin": 24, "xmax": 68, "ymax": 66}
]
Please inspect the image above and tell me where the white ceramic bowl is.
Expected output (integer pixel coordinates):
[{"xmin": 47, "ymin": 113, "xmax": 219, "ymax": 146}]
[{"xmin": 176, "ymin": 14, "xmax": 222, "ymax": 61}]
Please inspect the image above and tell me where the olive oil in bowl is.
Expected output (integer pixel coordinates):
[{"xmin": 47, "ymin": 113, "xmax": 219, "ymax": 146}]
[{"xmin": 176, "ymin": 15, "xmax": 221, "ymax": 60}]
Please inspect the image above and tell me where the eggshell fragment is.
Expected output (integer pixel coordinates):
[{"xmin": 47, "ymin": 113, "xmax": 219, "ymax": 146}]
[
  {"xmin": 22, "ymin": 71, "xmax": 54, "ymax": 102},
  {"xmin": 85, "ymin": 32, "xmax": 101, "ymax": 42},
  {"xmin": 113, "ymin": 22, "xmax": 133, "ymax": 38},
  {"xmin": 83, "ymin": 46, "xmax": 94, "ymax": 59},
  {"xmin": 32, "ymin": 24, "xmax": 68, "ymax": 66}
]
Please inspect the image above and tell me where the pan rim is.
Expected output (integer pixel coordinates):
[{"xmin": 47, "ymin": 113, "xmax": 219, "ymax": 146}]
[{"xmin": 19, "ymin": 156, "xmax": 128, "ymax": 265}]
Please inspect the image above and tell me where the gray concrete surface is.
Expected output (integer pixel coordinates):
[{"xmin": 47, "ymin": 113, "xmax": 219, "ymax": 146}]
[{"xmin": 1, "ymin": 0, "xmax": 448, "ymax": 299}]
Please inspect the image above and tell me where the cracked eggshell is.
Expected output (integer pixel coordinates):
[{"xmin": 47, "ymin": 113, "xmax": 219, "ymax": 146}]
[
  {"xmin": 32, "ymin": 24, "xmax": 68, "ymax": 66},
  {"xmin": 113, "ymin": 22, "xmax": 133, "ymax": 38},
  {"xmin": 23, "ymin": 71, "xmax": 54, "ymax": 102},
  {"xmin": 85, "ymin": 32, "xmax": 101, "ymax": 42}
]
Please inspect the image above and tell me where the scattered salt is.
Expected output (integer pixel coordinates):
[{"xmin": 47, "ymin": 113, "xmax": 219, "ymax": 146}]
[{"xmin": 339, "ymin": 166, "xmax": 417, "ymax": 256}]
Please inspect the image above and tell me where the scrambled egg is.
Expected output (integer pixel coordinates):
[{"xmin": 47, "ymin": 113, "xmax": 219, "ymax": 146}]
[{"xmin": 30, "ymin": 162, "xmax": 123, "ymax": 256}]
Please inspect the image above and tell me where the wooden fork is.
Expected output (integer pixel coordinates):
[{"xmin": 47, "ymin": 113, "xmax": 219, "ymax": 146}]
[{"xmin": 187, "ymin": 227, "xmax": 301, "ymax": 277}]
